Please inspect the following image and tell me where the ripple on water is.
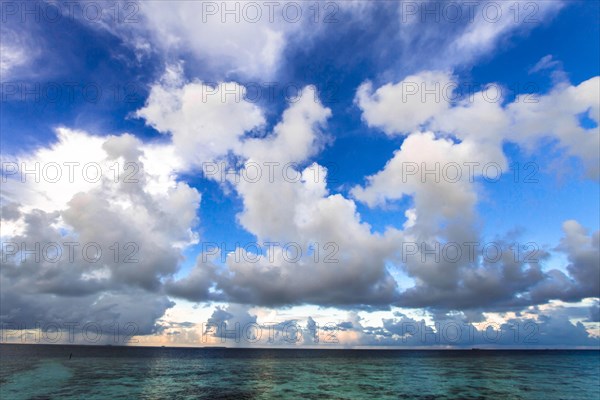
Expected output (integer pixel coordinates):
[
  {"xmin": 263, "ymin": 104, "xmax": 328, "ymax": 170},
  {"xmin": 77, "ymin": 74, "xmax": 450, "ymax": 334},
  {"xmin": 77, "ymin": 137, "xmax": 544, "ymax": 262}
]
[{"xmin": 1, "ymin": 361, "xmax": 72, "ymax": 400}]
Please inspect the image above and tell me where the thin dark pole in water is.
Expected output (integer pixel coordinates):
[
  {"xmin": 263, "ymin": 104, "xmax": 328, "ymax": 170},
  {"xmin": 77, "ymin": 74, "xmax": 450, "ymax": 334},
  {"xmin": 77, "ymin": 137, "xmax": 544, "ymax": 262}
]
[{"xmin": 69, "ymin": 353, "xmax": 72, "ymax": 360}]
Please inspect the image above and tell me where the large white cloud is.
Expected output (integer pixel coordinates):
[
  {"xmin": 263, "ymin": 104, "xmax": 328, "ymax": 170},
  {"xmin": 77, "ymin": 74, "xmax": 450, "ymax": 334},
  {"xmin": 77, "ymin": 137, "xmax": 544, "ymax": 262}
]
[
  {"xmin": 356, "ymin": 71, "xmax": 455, "ymax": 135},
  {"xmin": 350, "ymin": 131, "xmax": 494, "ymax": 237},
  {"xmin": 133, "ymin": 67, "xmax": 598, "ymax": 312},
  {"xmin": 352, "ymin": 70, "xmax": 599, "ymax": 313},
  {"xmin": 161, "ymin": 85, "xmax": 405, "ymax": 307},
  {"xmin": 1, "ymin": 128, "xmax": 201, "ymax": 332},
  {"xmin": 135, "ymin": 64, "xmax": 266, "ymax": 166},
  {"xmin": 356, "ymin": 71, "xmax": 600, "ymax": 178}
]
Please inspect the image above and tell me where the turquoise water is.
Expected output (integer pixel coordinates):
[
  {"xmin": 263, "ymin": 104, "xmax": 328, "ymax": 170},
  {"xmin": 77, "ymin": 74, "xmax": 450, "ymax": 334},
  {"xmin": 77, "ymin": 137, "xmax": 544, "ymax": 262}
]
[{"xmin": 1, "ymin": 345, "xmax": 599, "ymax": 399}]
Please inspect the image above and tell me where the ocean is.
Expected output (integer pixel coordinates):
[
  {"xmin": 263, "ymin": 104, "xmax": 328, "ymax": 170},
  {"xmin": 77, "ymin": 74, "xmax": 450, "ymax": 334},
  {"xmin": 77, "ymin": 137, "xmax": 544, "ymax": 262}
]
[{"xmin": 1, "ymin": 344, "xmax": 599, "ymax": 399}]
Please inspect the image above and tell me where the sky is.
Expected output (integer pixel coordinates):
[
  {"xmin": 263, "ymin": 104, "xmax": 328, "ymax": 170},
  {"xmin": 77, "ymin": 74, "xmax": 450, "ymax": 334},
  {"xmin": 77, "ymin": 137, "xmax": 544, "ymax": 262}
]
[{"xmin": 0, "ymin": 0, "xmax": 599, "ymax": 348}]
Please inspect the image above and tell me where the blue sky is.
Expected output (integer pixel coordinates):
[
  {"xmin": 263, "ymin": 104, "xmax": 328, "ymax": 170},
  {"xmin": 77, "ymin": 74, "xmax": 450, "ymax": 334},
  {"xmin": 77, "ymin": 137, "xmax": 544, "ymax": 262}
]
[{"xmin": 0, "ymin": 0, "xmax": 598, "ymax": 348}]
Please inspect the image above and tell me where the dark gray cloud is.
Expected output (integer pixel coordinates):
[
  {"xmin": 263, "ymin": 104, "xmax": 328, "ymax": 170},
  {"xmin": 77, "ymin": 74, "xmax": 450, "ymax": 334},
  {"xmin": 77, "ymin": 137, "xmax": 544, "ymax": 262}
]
[
  {"xmin": 395, "ymin": 223, "xmax": 599, "ymax": 314},
  {"xmin": 0, "ymin": 288, "xmax": 174, "ymax": 338},
  {"xmin": 357, "ymin": 311, "xmax": 599, "ymax": 348},
  {"xmin": 164, "ymin": 258, "xmax": 216, "ymax": 302},
  {"xmin": 162, "ymin": 221, "xmax": 599, "ymax": 315},
  {"xmin": 587, "ymin": 300, "xmax": 600, "ymax": 323}
]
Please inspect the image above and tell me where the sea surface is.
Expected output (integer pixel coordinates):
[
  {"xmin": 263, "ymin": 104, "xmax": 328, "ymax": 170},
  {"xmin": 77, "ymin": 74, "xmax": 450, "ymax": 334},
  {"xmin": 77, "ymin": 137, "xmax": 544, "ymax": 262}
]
[{"xmin": 0, "ymin": 344, "xmax": 599, "ymax": 399}]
